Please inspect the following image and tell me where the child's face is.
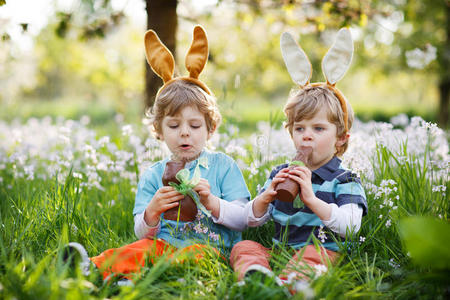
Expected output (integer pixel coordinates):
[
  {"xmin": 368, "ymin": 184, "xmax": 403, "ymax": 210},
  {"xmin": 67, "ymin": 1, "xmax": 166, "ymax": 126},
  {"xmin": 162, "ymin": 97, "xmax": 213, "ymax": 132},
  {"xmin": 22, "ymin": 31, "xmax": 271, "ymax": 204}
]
[
  {"xmin": 291, "ymin": 107, "xmax": 346, "ymax": 170},
  {"xmin": 160, "ymin": 105, "xmax": 211, "ymax": 162}
]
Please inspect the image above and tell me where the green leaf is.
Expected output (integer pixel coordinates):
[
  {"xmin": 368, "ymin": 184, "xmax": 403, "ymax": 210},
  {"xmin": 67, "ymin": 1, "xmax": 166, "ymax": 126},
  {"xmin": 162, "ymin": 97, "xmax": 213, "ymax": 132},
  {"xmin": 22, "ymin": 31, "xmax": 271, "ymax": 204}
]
[
  {"xmin": 293, "ymin": 194, "xmax": 304, "ymax": 209},
  {"xmin": 398, "ymin": 216, "xmax": 450, "ymax": 269},
  {"xmin": 291, "ymin": 161, "xmax": 305, "ymax": 167},
  {"xmin": 0, "ymin": 1, "xmax": 6, "ymax": 6}
]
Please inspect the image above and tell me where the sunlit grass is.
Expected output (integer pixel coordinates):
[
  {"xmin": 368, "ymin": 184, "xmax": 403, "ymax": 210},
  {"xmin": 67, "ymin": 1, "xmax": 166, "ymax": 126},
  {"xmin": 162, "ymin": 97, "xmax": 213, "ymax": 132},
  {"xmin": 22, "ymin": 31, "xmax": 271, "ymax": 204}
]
[{"xmin": 0, "ymin": 115, "xmax": 448, "ymax": 299}]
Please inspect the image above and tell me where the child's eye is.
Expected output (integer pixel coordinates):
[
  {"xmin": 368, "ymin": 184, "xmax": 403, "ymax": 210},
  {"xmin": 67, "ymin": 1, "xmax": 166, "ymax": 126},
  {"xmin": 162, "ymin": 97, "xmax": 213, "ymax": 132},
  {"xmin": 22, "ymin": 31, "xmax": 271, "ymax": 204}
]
[
  {"xmin": 315, "ymin": 127, "xmax": 324, "ymax": 131},
  {"xmin": 191, "ymin": 124, "xmax": 201, "ymax": 129},
  {"xmin": 295, "ymin": 127, "xmax": 304, "ymax": 132},
  {"xmin": 168, "ymin": 124, "xmax": 178, "ymax": 129}
]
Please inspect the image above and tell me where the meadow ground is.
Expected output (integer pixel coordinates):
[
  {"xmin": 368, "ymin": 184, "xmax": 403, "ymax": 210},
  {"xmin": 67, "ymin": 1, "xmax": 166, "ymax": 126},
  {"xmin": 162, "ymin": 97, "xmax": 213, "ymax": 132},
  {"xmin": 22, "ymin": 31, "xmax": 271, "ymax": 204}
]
[{"xmin": 0, "ymin": 113, "xmax": 449, "ymax": 299}]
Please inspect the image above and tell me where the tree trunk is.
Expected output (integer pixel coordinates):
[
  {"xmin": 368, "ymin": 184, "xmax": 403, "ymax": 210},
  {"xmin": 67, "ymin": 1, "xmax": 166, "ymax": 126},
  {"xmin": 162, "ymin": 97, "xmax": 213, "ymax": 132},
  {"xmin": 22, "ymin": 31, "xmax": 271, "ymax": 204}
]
[
  {"xmin": 144, "ymin": 0, "xmax": 178, "ymax": 111},
  {"xmin": 438, "ymin": 2, "xmax": 450, "ymax": 128}
]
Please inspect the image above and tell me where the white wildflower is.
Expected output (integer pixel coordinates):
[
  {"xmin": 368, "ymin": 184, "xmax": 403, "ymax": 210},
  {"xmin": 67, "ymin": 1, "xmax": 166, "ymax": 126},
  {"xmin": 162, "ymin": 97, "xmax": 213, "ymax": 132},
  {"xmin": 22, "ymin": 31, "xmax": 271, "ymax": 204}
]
[
  {"xmin": 389, "ymin": 258, "xmax": 400, "ymax": 269},
  {"xmin": 80, "ymin": 115, "xmax": 90, "ymax": 126},
  {"xmin": 73, "ymin": 172, "xmax": 83, "ymax": 179},
  {"xmin": 317, "ymin": 225, "xmax": 327, "ymax": 243},
  {"xmin": 71, "ymin": 223, "xmax": 78, "ymax": 234},
  {"xmin": 386, "ymin": 219, "xmax": 392, "ymax": 228},
  {"xmin": 390, "ymin": 113, "xmax": 409, "ymax": 127},
  {"xmin": 313, "ymin": 264, "xmax": 328, "ymax": 277},
  {"xmin": 98, "ymin": 136, "xmax": 110, "ymax": 147},
  {"xmin": 432, "ymin": 185, "xmax": 446, "ymax": 196},
  {"xmin": 209, "ymin": 232, "xmax": 220, "ymax": 241},
  {"xmin": 122, "ymin": 124, "xmax": 133, "ymax": 136}
]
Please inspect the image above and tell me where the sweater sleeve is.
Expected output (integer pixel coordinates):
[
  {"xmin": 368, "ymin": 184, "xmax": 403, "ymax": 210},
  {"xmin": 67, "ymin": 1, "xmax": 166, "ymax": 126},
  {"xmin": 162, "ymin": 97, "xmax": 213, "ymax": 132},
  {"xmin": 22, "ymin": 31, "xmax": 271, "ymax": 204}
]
[
  {"xmin": 134, "ymin": 211, "xmax": 161, "ymax": 239},
  {"xmin": 322, "ymin": 203, "xmax": 363, "ymax": 237},
  {"xmin": 211, "ymin": 198, "xmax": 249, "ymax": 231},
  {"xmin": 247, "ymin": 200, "xmax": 272, "ymax": 227}
]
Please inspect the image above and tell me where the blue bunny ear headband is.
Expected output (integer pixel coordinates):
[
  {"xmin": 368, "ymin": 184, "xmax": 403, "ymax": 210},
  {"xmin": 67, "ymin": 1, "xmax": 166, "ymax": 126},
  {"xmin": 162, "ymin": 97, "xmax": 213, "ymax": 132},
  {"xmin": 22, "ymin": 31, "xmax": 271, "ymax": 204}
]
[{"xmin": 280, "ymin": 28, "xmax": 354, "ymax": 133}]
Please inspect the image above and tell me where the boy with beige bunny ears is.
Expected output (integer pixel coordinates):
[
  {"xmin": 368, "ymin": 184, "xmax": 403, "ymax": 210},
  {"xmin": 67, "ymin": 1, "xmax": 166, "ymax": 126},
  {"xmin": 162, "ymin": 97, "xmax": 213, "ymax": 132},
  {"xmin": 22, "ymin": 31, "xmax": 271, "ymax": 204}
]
[
  {"xmin": 65, "ymin": 25, "xmax": 252, "ymax": 282},
  {"xmin": 205, "ymin": 28, "xmax": 368, "ymax": 292}
]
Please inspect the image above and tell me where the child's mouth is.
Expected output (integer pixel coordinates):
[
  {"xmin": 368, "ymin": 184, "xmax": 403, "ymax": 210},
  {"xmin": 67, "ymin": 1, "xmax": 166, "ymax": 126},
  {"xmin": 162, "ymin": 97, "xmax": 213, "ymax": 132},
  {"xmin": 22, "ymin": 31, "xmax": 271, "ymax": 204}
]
[{"xmin": 180, "ymin": 144, "xmax": 191, "ymax": 150}]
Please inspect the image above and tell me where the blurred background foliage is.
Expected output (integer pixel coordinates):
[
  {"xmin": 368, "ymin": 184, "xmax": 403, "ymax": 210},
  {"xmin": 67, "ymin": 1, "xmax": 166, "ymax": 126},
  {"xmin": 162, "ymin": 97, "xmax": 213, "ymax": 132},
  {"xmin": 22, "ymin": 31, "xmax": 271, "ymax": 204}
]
[{"xmin": 0, "ymin": 0, "xmax": 448, "ymax": 133}]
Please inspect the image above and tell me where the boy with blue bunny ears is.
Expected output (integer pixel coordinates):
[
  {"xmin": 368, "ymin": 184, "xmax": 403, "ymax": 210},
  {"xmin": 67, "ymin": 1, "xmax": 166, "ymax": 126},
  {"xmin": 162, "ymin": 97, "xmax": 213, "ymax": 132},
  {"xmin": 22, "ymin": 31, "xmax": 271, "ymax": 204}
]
[{"xmin": 202, "ymin": 28, "xmax": 368, "ymax": 292}]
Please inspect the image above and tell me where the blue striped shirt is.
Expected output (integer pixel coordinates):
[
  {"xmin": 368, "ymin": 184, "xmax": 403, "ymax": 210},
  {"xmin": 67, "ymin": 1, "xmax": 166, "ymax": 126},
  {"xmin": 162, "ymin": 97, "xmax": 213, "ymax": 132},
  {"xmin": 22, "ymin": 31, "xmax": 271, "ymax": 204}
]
[{"xmin": 263, "ymin": 156, "xmax": 367, "ymax": 251}]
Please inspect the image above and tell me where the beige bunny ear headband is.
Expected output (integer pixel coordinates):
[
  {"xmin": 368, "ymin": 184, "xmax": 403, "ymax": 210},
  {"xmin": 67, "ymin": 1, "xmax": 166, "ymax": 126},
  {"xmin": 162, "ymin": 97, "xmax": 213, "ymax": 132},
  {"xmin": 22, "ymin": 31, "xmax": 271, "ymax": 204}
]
[
  {"xmin": 144, "ymin": 25, "xmax": 211, "ymax": 97},
  {"xmin": 281, "ymin": 28, "xmax": 353, "ymax": 133}
]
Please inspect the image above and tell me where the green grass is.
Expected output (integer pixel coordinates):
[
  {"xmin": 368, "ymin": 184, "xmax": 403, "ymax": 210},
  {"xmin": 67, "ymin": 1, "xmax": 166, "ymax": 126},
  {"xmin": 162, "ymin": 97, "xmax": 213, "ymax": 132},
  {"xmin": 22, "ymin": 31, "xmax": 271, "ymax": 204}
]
[{"xmin": 0, "ymin": 119, "xmax": 449, "ymax": 299}]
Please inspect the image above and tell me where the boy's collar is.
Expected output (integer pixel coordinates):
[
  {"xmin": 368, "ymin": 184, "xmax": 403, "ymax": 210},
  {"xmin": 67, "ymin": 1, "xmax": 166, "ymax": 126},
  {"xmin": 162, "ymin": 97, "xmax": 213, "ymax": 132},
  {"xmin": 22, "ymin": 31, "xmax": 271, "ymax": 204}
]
[
  {"xmin": 311, "ymin": 156, "xmax": 341, "ymax": 181},
  {"xmin": 185, "ymin": 150, "xmax": 209, "ymax": 170}
]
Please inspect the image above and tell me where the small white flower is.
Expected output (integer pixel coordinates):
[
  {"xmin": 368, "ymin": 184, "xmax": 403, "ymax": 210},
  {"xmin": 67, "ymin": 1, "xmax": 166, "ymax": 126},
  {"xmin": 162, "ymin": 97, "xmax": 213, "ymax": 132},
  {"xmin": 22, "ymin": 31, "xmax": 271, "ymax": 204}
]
[
  {"xmin": 80, "ymin": 115, "xmax": 90, "ymax": 126},
  {"xmin": 318, "ymin": 225, "xmax": 327, "ymax": 243},
  {"xmin": 360, "ymin": 236, "xmax": 366, "ymax": 243},
  {"xmin": 389, "ymin": 258, "xmax": 400, "ymax": 269},
  {"xmin": 313, "ymin": 264, "xmax": 328, "ymax": 277},
  {"xmin": 121, "ymin": 125, "xmax": 133, "ymax": 136},
  {"xmin": 386, "ymin": 219, "xmax": 392, "ymax": 227},
  {"xmin": 390, "ymin": 114, "xmax": 409, "ymax": 127},
  {"xmin": 71, "ymin": 223, "xmax": 78, "ymax": 234},
  {"xmin": 98, "ymin": 136, "xmax": 110, "ymax": 146},
  {"xmin": 209, "ymin": 232, "xmax": 220, "ymax": 241}
]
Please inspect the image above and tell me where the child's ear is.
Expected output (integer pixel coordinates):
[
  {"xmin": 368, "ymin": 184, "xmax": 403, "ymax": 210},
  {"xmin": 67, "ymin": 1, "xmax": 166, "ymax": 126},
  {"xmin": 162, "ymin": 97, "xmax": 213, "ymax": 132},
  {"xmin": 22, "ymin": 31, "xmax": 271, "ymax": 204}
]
[{"xmin": 336, "ymin": 133, "xmax": 350, "ymax": 147}]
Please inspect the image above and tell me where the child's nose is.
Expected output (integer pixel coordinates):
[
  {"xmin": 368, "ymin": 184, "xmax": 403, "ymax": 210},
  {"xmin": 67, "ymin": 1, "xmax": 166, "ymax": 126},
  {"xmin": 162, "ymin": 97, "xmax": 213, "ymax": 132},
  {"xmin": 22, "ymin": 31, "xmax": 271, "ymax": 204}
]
[
  {"xmin": 180, "ymin": 124, "xmax": 190, "ymax": 136},
  {"xmin": 302, "ymin": 128, "xmax": 313, "ymax": 140}
]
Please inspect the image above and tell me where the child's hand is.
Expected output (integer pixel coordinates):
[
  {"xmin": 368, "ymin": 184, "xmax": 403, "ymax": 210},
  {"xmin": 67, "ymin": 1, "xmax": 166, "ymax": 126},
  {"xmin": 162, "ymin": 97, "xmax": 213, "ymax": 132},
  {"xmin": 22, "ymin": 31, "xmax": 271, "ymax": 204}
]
[
  {"xmin": 194, "ymin": 178, "xmax": 212, "ymax": 204},
  {"xmin": 252, "ymin": 168, "xmax": 289, "ymax": 218},
  {"xmin": 287, "ymin": 166, "xmax": 315, "ymax": 205},
  {"xmin": 194, "ymin": 178, "xmax": 220, "ymax": 218},
  {"xmin": 144, "ymin": 186, "xmax": 184, "ymax": 226},
  {"xmin": 259, "ymin": 168, "xmax": 290, "ymax": 204},
  {"xmin": 287, "ymin": 166, "xmax": 332, "ymax": 221}
]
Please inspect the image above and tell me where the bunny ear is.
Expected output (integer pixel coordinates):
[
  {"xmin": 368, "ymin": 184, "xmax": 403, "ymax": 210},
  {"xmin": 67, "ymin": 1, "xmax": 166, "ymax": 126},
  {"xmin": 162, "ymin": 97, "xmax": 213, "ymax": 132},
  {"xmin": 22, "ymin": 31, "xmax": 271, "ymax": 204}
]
[
  {"xmin": 185, "ymin": 25, "xmax": 208, "ymax": 79},
  {"xmin": 280, "ymin": 32, "xmax": 312, "ymax": 86},
  {"xmin": 322, "ymin": 28, "xmax": 353, "ymax": 85},
  {"xmin": 144, "ymin": 30, "xmax": 175, "ymax": 83}
]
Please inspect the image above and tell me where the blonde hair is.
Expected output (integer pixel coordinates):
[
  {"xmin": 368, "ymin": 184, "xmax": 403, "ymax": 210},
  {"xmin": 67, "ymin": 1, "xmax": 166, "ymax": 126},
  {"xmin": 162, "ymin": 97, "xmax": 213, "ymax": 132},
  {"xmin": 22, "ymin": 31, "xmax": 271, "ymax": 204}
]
[
  {"xmin": 284, "ymin": 85, "xmax": 354, "ymax": 156},
  {"xmin": 147, "ymin": 80, "xmax": 221, "ymax": 139}
]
